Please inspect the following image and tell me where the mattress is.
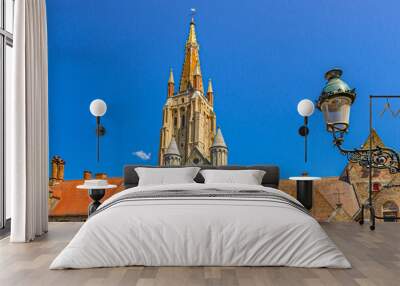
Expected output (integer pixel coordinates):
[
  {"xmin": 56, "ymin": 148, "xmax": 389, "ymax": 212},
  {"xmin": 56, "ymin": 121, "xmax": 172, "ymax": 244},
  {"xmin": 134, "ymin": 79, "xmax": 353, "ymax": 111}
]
[{"xmin": 50, "ymin": 183, "xmax": 350, "ymax": 269}]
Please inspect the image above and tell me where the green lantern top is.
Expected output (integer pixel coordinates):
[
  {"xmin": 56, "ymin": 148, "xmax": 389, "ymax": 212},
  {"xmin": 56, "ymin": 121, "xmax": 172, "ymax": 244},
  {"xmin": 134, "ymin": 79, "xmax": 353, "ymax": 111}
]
[{"xmin": 317, "ymin": 68, "xmax": 356, "ymax": 110}]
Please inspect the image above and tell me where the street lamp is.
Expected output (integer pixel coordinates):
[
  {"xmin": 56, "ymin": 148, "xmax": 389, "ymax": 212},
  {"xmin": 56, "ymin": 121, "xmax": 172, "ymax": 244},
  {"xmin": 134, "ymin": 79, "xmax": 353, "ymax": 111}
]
[
  {"xmin": 89, "ymin": 99, "xmax": 107, "ymax": 162},
  {"xmin": 317, "ymin": 68, "xmax": 356, "ymax": 134},
  {"xmin": 316, "ymin": 68, "xmax": 400, "ymax": 230}
]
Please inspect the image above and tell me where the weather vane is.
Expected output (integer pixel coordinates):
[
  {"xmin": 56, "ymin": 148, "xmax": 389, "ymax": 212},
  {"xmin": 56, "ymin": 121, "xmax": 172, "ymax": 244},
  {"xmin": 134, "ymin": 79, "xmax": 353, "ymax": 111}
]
[{"xmin": 190, "ymin": 8, "xmax": 196, "ymax": 20}]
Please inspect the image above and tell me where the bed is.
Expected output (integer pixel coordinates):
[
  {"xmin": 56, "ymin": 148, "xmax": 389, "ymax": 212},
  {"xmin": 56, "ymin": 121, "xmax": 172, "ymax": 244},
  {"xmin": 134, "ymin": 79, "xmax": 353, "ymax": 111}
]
[{"xmin": 50, "ymin": 165, "xmax": 350, "ymax": 269}]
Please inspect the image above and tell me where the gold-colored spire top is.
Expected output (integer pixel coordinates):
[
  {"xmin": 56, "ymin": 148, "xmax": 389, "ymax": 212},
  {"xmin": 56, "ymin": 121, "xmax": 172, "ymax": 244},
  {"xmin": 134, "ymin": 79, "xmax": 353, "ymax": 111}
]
[
  {"xmin": 168, "ymin": 68, "xmax": 174, "ymax": 83},
  {"xmin": 207, "ymin": 79, "xmax": 213, "ymax": 93},
  {"xmin": 186, "ymin": 18, "xmax": 197, "ymax": 45},
  {"xmin": 179, "ymin": 18, "xmax": 203, "ymax": 92}
]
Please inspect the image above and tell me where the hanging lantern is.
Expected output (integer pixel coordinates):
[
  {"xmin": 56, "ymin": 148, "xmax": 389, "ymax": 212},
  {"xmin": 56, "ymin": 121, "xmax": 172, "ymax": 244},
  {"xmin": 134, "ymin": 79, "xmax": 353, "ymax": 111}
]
[{"xmin": 317, "ymin": 69, "xmax": 356, "ymax": 133}]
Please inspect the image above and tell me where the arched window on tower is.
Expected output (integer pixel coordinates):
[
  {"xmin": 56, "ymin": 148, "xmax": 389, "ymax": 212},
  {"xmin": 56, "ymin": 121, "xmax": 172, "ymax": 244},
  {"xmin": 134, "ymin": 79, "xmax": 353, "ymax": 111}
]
[
  {"xmin": 382, "ymin": 201, "xmax": 399, "ymax": 222},
  {"xmin": 181, "ymin": 115, "xmax": 185, "ymax": 127}
]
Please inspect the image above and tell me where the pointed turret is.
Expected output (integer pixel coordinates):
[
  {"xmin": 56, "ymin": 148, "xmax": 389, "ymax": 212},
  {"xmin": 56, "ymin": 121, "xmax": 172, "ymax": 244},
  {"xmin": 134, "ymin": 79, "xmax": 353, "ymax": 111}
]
[
  {"xmin": 167, "ymin": 68, "xmax": 174, "ymax": 98},
  {"xmin": 179, "ymin": 19, "xmax": 203, "ymax": 93},
  {"xmin": 164, "ymin": 137, "xmax": 182, "ymax": 166},
  {"xmin": 207, "ymin": 79, "xmax": 214, "ymax": 106},
  {"xmin": 212, "ymin": 128, "xmax": 227, "ymax": 148},
  {"xmin": 165, "ymin": 137, "xmax": 180, "ymax": 156},
  {"xmin": 193, "ymin": 62, "xmax": 202, "ymax": 90},
  {"xmin": 210, "ymin": 127, "xmax": 228, "ymax": 166},
  {"xmin": 207, "ymin": 79, "xmax": 213, "ymax": 93},
  {"xmin": 168, "ymin": 68, "xmax": 174, "ymax": 83}
]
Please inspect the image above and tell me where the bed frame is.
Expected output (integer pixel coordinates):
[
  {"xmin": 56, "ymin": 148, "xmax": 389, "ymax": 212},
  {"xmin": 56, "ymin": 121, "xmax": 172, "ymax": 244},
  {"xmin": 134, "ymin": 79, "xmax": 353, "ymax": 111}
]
[{"xmin": 123, "ymin": 165, "xmax": 280, "ymax": 189}]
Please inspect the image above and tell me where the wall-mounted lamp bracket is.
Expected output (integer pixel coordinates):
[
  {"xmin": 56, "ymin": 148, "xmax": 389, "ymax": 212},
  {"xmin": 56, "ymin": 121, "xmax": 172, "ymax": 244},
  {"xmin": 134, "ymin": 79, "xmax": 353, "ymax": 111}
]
[
  {"xmin": 96, "ymin": 116, "xmax": 106, "ymax": 136},
  {"xmin": 299, "ymin": 116, "xmax": 309, "ymax": 136},
  {"xmin": 298, "ymin": 126, "xmax": 309, "ymax": 137}
]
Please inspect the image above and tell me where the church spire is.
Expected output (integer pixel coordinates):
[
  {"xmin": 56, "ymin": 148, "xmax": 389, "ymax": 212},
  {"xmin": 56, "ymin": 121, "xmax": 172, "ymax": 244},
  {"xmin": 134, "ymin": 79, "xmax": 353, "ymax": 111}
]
[
  {"xmin": 179, "ymin": 18, "xmax": 203, "ymax": 93},
  {"xmin": 186, "ymin": 17, "xmax": 197, "ymax": 45},
  {"xmin": 167, "ymin": 68, "xmax": 174, "ymax": 98}
]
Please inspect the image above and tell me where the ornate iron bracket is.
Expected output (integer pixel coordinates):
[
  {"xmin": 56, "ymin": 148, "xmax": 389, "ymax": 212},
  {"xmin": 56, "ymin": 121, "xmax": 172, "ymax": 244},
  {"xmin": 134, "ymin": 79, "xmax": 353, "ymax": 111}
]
[{"xmin": 332, "ymin": 130, "xmax": 400, "ymax": 173}]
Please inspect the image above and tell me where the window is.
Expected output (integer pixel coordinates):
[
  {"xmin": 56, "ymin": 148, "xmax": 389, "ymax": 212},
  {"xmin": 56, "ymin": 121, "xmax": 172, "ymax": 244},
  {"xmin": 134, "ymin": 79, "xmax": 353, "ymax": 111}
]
[
  {"xmin": 382, "ymin": 201, "xmax": 398, "ymax": 222},
  {"xmin": 0, "ymin": 0, "xmax": 14, "ymax": 230}
]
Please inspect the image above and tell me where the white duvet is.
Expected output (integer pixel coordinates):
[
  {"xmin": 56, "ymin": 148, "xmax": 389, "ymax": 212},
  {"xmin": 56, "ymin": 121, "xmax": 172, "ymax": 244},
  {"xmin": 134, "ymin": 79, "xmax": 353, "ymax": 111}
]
[{"xmin": 50, "ymin": 183, "xmax": 351, "ymax": 269}]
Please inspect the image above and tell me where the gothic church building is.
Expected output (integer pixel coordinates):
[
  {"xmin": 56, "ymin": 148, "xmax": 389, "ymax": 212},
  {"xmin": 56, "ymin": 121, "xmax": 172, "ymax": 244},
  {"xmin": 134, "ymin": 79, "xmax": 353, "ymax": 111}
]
[{"xmin": 158, "ymin": 18, "xmax": 228, "ymax": 167}]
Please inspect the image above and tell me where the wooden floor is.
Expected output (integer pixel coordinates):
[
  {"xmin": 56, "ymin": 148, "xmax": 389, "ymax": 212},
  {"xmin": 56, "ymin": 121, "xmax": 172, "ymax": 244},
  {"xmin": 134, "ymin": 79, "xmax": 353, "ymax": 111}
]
[{"xmin": 0, "ymin": 222, "xmax": 399, "ymax": 286}]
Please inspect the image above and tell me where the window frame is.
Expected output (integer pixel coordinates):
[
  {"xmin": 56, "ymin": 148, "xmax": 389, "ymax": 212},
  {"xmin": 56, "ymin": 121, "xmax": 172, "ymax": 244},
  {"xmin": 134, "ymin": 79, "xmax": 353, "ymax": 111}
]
[{"xmin": 0, "ymin": 0, "xmax": 13, "ymax": 230}]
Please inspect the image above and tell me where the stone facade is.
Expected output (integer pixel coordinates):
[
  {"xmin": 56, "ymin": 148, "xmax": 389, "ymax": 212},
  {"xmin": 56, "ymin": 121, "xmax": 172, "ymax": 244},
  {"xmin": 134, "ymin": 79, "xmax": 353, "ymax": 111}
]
[
  {"xmin": 340, "ymin": 129, "xmax": 400, "ymax": 221},
  {"xmin": 158, "ymin": 18, "xmax": 227, "ymax": 166},
  {"xmin": 280, "ymin": 177, "xmax": 358, "ymax": 221}
]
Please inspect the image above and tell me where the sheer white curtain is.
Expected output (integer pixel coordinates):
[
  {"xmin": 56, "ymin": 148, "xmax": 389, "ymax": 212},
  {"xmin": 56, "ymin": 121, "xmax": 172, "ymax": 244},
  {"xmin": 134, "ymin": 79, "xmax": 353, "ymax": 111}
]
[{"xmin": 7, "ymin": 0, "xmax": 48, "ymax": 242}]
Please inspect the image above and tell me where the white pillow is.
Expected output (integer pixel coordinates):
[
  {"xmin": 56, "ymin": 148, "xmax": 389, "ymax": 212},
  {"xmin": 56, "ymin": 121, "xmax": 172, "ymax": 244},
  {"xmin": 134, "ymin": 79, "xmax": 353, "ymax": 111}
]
[
  {"xmin": 200, "ymin": 169, "xmax": 266, "ymax": 185},
  {"xmin": 135, "ymin": 167, "xmax": 200, "ymax": 186}
]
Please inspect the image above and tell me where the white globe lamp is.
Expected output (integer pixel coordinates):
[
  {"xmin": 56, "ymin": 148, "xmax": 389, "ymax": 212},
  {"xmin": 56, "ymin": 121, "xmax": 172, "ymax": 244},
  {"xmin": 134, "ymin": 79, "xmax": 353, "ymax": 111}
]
[
  {"xmin": 297, "ymin": 99, "xmax": 315, "ymax": 117},
  {"xmin": 90, "ymin": 99, "xmax": 107, "ymax": 117}
]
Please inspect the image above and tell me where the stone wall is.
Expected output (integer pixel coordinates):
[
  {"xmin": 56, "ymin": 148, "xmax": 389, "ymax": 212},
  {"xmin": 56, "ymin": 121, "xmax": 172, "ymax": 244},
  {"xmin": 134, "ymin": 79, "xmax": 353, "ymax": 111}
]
[{"xmin": 280, "ymin": 177, "xmax": 358, "ymax": 222}]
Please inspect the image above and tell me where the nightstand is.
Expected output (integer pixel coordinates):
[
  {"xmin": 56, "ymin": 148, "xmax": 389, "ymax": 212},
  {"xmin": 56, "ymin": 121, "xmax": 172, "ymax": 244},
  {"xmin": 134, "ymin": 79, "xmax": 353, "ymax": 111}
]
[
  {"xmin": 289, "ymin": 176, "xmax": 321, "ymax": 210},
  {"xmin": 77, "ymin": 183, "xmax": 117, "ymax": 216}
]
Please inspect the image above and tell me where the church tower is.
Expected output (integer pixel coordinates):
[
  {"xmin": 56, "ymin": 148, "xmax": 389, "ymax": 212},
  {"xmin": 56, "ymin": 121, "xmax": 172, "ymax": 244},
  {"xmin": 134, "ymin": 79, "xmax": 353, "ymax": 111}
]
[{"xmin": 159, "ymin": 18, "xmax": 228, "ymax": 166}]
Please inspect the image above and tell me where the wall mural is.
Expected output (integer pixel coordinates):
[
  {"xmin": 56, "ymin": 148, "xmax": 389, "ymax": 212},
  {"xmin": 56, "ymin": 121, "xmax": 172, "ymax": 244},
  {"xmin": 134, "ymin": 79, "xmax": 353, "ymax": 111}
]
[{"xmin": 47, "ymin": 1, "xmax": 400, "ymax": 221}]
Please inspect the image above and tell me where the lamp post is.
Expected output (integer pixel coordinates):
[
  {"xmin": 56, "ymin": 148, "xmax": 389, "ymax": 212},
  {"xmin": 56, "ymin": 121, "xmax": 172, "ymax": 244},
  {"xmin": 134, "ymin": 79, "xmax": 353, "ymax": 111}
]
[
  {"xmin": 316, "ymin": 69, "xmax": 400, "ymax": 172},
  {"xmin": 89, "ymin": 99, "xmax": 107, "ymax": 162},
  {"xmin": 297, "ymin": 99, "xmax": 315, "ymax": 163},
  {"xmin": 316, "ymin": 68, "xmax": 400, "ymax": 230},
  {"xmin": 291, "ymin": 99, "xmax": 319, "ymax": 210}
]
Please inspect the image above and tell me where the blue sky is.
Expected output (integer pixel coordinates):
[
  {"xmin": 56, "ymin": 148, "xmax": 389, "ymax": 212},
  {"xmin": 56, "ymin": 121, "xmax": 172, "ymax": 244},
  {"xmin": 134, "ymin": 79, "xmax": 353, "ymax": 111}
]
[{"xmin": 47, "ymin": 0, "xmax": 400, "ymax": 179}]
